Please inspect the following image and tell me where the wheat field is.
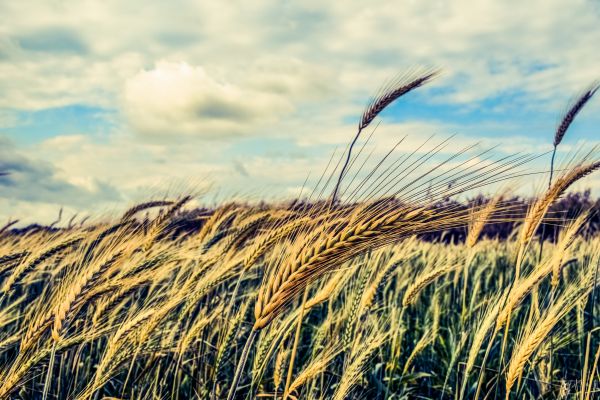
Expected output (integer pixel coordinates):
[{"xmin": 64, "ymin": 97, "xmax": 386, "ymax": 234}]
[
  {"xmin": 1, "ymin": 73, "xmax": 600, "ymax": 400},
  {"xmin": 0, "ymin": 195, "xmax": 599, "ymax": 399}
]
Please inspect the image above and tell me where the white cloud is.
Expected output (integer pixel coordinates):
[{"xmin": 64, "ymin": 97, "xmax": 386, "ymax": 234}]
[
  {"xmin": 2, "ymin": 0, "xmax": 599, "ymax": 112},
  {"xmin": 123, "ymin": 61, "xmax": 290, "ymax": 137},
  {"xmin": 0, "ymin": 109, "xmax": 18, "ymax": 128},
  {"xmin": 2, "ymin": 0, "xmax": 600, "ymax": 223},
  {"xmin": 122, "ymin": 57, "xmax": 338, "ymax": 138},
  {"xmin": 0, "ymin": 137, "xmax": 123, "ymax": 224}
]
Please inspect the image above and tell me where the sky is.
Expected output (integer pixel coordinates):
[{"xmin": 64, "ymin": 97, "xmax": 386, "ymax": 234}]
[{"xmin": 1, "ymin": 0, "xmax": 600, "ymax": 225}]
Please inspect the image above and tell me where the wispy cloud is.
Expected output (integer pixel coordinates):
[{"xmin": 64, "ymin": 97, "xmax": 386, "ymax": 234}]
[{"xmin": 0, "ymin": 137, "xmax": 122, "ymax": 223}]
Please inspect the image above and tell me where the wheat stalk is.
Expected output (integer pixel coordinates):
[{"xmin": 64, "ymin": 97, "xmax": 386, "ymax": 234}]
[
  {"xmin": 554, "ymin": 83, "xmax": 599, "ymax": 148},
  {"xmin": 332, "ymin": 330, "xmax": 389, "ymax": 400},
  {"xmin": 516, "ymin": 161, "xmax": 600, "ymax": 277},
  {"xmin": 255, "ymin": 205, "xmax": 465, "ymax": 330},
  {"xmin": 286, "ymin": 347, "xmax": 339, "ymax": 397},
  {"xmin": 121, "ymin": 200, "xmax": 174, "ymax": 220},
  {"xmin": 52, "ymin": 251, "xmax": 123, "ymax": 341},
  {"xmin": 403, "ymin": 261, "xmax": 458, "ymax": 307},
  {"xmin": 550, "ymin": 212, "xmax": 588, "ymax": 286},
  {"xmin": 331, "ymin": 69, "xmax": 439, "ymax": 201},
  {"xmin": 505, "ymin": 276, "xmax": 593, "ymax": 396},
  {"xmin": 1, "ymin": 234, "xmax": 84, "ymax": 293}
]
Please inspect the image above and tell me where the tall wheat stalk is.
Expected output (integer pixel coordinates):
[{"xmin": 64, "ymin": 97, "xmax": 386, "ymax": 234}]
[
  {"xmin": 549, "ymin": 84, "xmax": 599, "ymax": 186},
  {"xmin": 505, "ymin": 274, "xmax": 593, "ymax": 397},
  {"xmin": 516, "ymin": 160, "xmax": 600, "ymax": 278},
  {"xmin": 331, "ymin": 69, "xmax": 439, "ymax": 202}
]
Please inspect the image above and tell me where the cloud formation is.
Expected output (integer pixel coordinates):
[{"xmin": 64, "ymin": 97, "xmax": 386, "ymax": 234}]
[
  {"xmin": 123, "ymin": 61, "xmax": 290, "ymax": 137},
  {"xmin": 16, "ymin": 27, "xmax": 88, "ymax": 54},
  {"xmin": 0, "ymin": 137, "xmax": 123, "ymax": 223},
  {"xmin": 0, "ymin": 138, "xmax": 120, "ymax": 205},
  {"xmin": 1, "ymin": 0, "xmax": 600, "ymax": 224},
  {"xmin": 2, "ymin": 0, "xmax": 599, "ymax": 112}
]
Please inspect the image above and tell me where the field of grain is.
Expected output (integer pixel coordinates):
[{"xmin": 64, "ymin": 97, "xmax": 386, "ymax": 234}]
[
  {"xmin": 0, "ymin": 193, "xmax": 599, "ymax": 400},
  {"xmin": 1, "ymin": 73, "xmax": 599, "ymax": 400}
]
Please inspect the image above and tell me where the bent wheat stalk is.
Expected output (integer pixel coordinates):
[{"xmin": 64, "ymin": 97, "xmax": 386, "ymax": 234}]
[
  {"xmin": 227, "ymin": 203, "xmax": 472, "ymax": 400},
  {"xmin": 332, "ymin": 69, "xmax": 439, "ymax": 202},
  {"xmin": 515, "ymin": 161, "xmax": 600, "ymax": 278},
  {"xmin": 550, "ymin": 83, "xmax": 599, "ymax": 185},
  {"xmin": 505, "ymin": 275, "xmax": 593, "ymax": 396}
]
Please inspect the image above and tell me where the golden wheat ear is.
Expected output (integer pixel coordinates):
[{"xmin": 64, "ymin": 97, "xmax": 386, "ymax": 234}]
[
  {"xmin": 548, "ymin": 82, "xmax": 599, "ymax": 189},
  {"xmin": 332, "ymin": 68, "xmax": 439, "ymax": 201},
  {"xmin": 121, "ymin": 200, "xmax": 174, "ymax": 221},
  {"xmin": 505, "ymin": 274, "xmax": 594, "ymax": 396},
  {"xmin": 516, "ymin": 160, "xmax": 600, "ymax": 277},
  {"xmin": 554, "ymin": 83, "xmax": 599, "ymax": 147},
  {"xmin": 360, "ymin": 69, "xmax": 440, "ymax": 131}
]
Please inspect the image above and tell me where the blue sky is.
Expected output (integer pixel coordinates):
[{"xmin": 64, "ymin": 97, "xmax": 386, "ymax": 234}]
[{"xmin": 1, "ymin": 0, "xmax": 600, "ymax": 224}]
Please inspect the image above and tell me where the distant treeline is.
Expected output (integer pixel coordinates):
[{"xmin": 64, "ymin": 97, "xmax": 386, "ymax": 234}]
[
  {"xmin": 6, "ymin": 190, "xmax": 600, "ymax": 244},
  {"xmin": 151, "ymin": 190, "xmax": 600, "ymax": 244},
  {"xmin": 422, "ymin": 190, "xmax": 600, "ymax": 244}
]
